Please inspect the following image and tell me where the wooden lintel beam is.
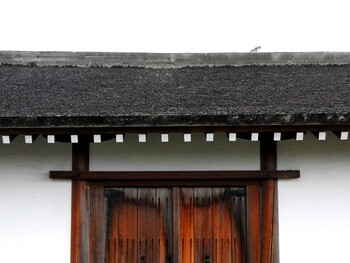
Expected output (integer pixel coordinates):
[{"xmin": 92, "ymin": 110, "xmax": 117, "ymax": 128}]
[{"xmin": 50, "ymin": 170, "xmax": 300, "ymax": 180}]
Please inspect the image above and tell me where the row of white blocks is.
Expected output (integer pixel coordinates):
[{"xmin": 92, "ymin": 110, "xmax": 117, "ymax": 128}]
[{"xmin": 1, "ymin": 132, "xmax": 349, "ymax": 144}]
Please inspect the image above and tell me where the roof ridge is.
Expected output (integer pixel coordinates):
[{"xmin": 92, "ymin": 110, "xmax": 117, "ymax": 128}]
[{"xmin": 1, "ymin": 51, "xmax": 350, "ymax": 68}]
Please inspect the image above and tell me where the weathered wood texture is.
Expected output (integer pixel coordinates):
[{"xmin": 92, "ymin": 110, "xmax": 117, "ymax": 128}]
[
  {"xmin": 89, "ymin": 185, "xmax": 105, "ymax": 263},
  {"xmin": 260, "ymin": 134, "xmax": 279, "ymax": 263},
  {"xmin": 105, "ymin": 188, "xmax": 172, "ymax": 263},
  {"xmin": 246, "ymin": 185, "xmax": 261, "ymax": 263},
  {"xmin": 102, "ymin": 187, "xmax": 247, "ymax": 263},
  {"xmin": 71, "ymin": 143, "xmax": 90, "ymax": 263},
  {"xmin": 67, "ymin": 146, "xmax": 283, "ymax": 263}
]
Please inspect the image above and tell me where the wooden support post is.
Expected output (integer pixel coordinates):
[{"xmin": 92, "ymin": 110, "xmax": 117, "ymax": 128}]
[
  {"xmin": 172, "ymin": 187, "xmax": 180, "ymax": 263},
  {"xmin": 71, "ymin": 142, "xmax": 90, "ymax": 263},
  {"xmin": 246, "ymin": 184, "xmax": 261, "ymax": 263},
  {"xmin": 260, "ymin": 134, "xmax": 279, "ymax": 263},
  {"xmin": 89, "ymin": 185, "xmax": 105, "ymax": 263}
]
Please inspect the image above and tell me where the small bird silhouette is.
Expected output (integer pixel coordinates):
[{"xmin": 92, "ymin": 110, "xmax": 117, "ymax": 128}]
[{"xmin": 250, "ymin": 46, "xmax": 261, "ymax": 53}]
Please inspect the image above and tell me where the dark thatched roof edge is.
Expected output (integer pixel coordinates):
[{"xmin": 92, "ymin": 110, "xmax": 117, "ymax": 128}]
[
  {"xmin": 1, "ymin": 113, "xmax": 350, "ymax": 130},
  {"xmin": 2, "ymin": 51, "xmax": 350, "ymax": 133}
]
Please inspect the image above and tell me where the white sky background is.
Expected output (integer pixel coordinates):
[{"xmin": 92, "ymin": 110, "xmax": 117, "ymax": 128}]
[{"xmin": 1, "ymin": 0, "xmax": 350, "ymax": 53}]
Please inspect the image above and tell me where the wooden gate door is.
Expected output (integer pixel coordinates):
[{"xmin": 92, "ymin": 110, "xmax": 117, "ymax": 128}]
[
  {"xmin": 105, "ymin": 188, "xmax": 173, "ymax": 263},
  {"xmin": 104, "ymin": 187, "xmax": 247, "ymax": 263}
]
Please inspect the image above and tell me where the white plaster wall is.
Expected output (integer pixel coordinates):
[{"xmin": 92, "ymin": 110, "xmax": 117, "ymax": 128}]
[
  {"xmin": 1, "ymin": 132, "xmax": 350, "ymax": 263},
  {"xmin": 279, "ymin": 132, "xmax": 350, "ymax": 263},
  {"xmin": 90, "ymin": 133, "xmax": 260, "ymax": 171},
  {"xmin": 0, "ymin": 136, "xmax": 71, "ymax": 263}
]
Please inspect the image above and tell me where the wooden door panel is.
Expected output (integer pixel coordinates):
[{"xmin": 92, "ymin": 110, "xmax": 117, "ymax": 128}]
[
  {"xmin": 232, "ymin": 199, "xmax": 246, "ymax": 263},
  {"xmin": 106, "ymin": 188, "xmax": 172, "ymax": 263},
  {"xmin": 212, "ymin": 188, "xmax": 233, "ymax": 263},
  {"xmin": 137, "ymin": 188, "xmax": 157, "ymax": 263},
  {"xmin": 179, "ymin": 187, "xmax": 246, "ymax": 263},
  {"xmin": 105, "ymin": 187, "xmax": 247, "ymax": 263},
  {"xmin": 193, "ymin": 187, "xmax": 213, "ymax": 263},
  {"xmin": 179, "ymin": 188, "xmax": 195, "ymax": 263},
  {"xmin": 156, "ymin": 188, "xmax": 173, "ymax": 263},
  {"xmin": 106, "ymin": 188, "xmax": 138, "ymax": 263}
]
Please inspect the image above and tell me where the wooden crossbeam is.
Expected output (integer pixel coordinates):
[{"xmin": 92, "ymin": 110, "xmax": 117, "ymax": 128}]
[{"xmin": 50, "ymin": 170, "xmax": 299, "ymax": 180}]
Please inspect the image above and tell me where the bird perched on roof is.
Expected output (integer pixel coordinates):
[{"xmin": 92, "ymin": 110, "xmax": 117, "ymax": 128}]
[{"xmin": 250, "ymin": 46, "xmax": 261, "ymax": 53}]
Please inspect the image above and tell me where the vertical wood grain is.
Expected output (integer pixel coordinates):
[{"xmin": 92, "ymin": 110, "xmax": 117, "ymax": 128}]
[
  {"xmin": 71, "ymin": 142, "xmax": 90, "ymax": 263},
  {"xmin": 230, "ymin": 195, "xmax": 245, "ymax": 263},
  {"xmin": 89, "ymin": 185, "xmax": 105, "ymax": 263},
  {"xmin": 106, "ymin": 193, "xmax": 118, "ymax": 263},
  {"xmin": 193, "ymin": 187, "xmax": 213, "ymax": 263},
  {"xmin": 172, "ymin": 187, "xmax": 181, "ymax": 263},
  {"xmin": 119, "ymin": 188, "xmax": 138, "ymax": 263},
  {"xmin": 105, "ymin": 188, "xmax": 173, "ymax": 263},
  {"xmin": 213, "ymin": 188, "xmax": 232, "ymax": 263},
  {"xmin": 246, "ymin": 185, "xmax": 261, "ymax": 263},
  {"xmin": 179, "ymin": 188, "xmax": 195, "ymax": 263},
  {"xmin": 260, "ymin": 134, "xmax": 279, "ymax": 263},
  {"xmin": 137, "ymin": 188, "xmax": 157, "ymax": 262},
  {"xmin": 156, "ymin": 188, "xmax": 172, "ymax": 263},
  {"xmin": 101, "ymin": 184, "xmax": 264, "ymax": 262}
]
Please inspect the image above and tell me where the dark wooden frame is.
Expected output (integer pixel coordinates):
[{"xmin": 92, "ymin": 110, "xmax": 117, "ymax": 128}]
[
  {"xmin": 63, "ymin": 134, "xmax": 293, "ymax": 263},
  {"xmin": 50, "ymin": 170, "xmax": 299, "ymax": 181}
]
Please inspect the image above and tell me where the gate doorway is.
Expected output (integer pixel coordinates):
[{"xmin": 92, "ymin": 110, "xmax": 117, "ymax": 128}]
[
  {"xmin": 105, "ymin": 187, "xmax": 246, "ymax": 263},
  {"xmin": 87, "ymin": 181, "xmax": 263, "ymax": 263},
  {"xmin": 49, "ymin": 138, "xmax": 299, "ymax": 262}
]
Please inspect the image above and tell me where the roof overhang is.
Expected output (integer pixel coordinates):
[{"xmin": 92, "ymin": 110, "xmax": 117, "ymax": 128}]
[{"xmin": 1, "ymin": 51, "xmax": 350, "ymax": 136}]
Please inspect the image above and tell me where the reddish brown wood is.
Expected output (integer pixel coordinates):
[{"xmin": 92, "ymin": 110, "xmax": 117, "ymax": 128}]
[
  {"xmin": 212, "ymin": 188, "xmax": 245, "ymax": 263},
  {"xmin": 66, "ymin": 133, "xmax": 284, "ymax": 263},
  {"xmin": 179, "ymin": 188, "xmax": 195, "ymax": 263},
  {"xmin": 178, "ymin": 187, "xmax": 246, "ymax": 263},
  {"xmin": 106, "ymin": 188, "xmax": 139, "ymax": 263},
  {"xmin": 246, "ymin": 185, "xmax": 261, "ymax": 263},
  {"xmin": 261, "ymin": 180, "xmax": 276, "ymax": 263},
  {"xmin": 137, "ymin": 188, "xmax": 158, "ymax": 262},
  {"xmin": 89, "ymin": 185, "xmax": 105, "ymax": 263},
  {"xmin": 70, "ymin": 165, "xmax": 282, "ymax": 263},
  {"xmin": 213, "ymin": 188, "xmax": 229, "ymax": 263},
  {"xmin": 120, "ymin": 189, "xmax": 138, "ymax": 262},
  {"xmin": 102, "ymin": 187, "xmax": 248, "ymax": 262},
  {"xmin": 194, "ymin": 188, "xmax": 213, "ymax": 263},
  {"xmin": 105, "ymin": 188, "xmax": 173, "ymax": 263},
  {"xmin": 156, "ymin": 188, "xmax": 172, "ymax": 263},
  {"xmin": 172, "ymin": 187, "xmax": 181, "ymax": 263},
  {"xmin": 71, "ymin": 143, "xmax": 90, "ymax": 263},
  {"xmin": 50, "ymin": 170, "xmax": 300, "ymax": 180},
  {"xmin": 260, "ymin": 134, "xmax": 279, "ymax": 263},
  {"xmin": 71, "ymin": 180, "xmax": 90, "ymax": 263},
  {"xmin": 230, "ymin": 192, "xmax": 246, "ymax": 263}
]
